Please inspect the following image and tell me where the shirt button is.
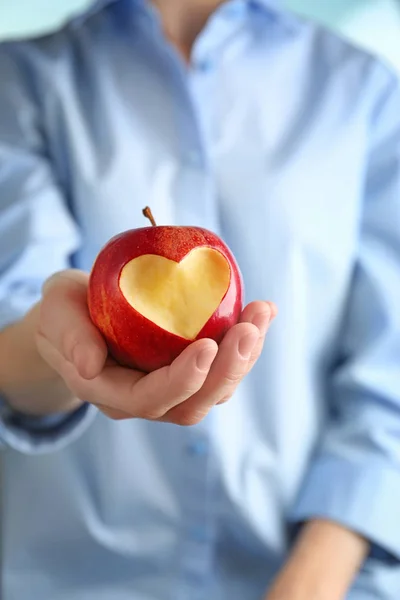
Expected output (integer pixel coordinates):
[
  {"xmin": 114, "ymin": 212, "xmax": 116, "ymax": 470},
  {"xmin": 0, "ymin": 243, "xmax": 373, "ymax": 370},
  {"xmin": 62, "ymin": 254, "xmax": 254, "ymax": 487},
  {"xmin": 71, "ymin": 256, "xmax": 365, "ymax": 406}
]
[
  {"xmin": 187, "ymin": 440, "xmax": 209, "ymax": 456},
  {"xmin": 194, "ymin": 58, "xmax": 212, "ymax": 73}
]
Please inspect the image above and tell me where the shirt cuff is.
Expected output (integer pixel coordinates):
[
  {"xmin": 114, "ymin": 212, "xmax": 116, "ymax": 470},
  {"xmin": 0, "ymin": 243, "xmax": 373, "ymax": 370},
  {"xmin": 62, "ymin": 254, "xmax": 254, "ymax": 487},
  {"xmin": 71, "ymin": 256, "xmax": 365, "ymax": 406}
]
[
  {"xmin": 0, "ymin": 397, "xmax": 98, "ymax": 454},
  {"xmin": 289, "ymin": 453, "xmax": 400, "ymax": 564}
]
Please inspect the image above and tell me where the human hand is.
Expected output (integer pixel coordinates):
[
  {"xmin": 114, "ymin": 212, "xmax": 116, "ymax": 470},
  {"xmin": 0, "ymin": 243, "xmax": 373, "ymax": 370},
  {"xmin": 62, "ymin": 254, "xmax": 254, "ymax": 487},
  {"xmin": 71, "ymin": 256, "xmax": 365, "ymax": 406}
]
[{"xmin": 36, "ymin": 269, "xmax": 276, "ymax": 424}]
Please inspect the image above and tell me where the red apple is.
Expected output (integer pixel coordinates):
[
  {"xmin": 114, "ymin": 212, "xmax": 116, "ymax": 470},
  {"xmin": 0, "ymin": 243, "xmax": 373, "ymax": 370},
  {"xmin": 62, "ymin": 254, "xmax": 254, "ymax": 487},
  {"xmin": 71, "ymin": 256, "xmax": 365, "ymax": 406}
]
[{"xmin": 88, "ymin": 208, "xmax": 244, "ymax": 372}]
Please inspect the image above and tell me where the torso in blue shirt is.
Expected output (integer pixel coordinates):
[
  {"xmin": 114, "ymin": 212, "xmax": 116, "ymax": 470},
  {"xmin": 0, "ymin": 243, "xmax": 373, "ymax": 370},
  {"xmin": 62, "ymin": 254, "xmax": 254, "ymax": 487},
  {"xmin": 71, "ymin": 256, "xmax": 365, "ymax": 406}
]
[{"xmin": 0, "ymin": 1, "xmax": 400, "ymax": 599}]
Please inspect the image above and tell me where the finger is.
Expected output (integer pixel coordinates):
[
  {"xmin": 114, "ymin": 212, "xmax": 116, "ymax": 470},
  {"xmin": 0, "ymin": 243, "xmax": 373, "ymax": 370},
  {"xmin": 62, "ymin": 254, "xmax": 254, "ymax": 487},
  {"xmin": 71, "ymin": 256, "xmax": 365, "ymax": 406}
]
[
  {"xmin": 163, "ymin": 321, "xmax": 260, "ymax": 424},
  {"xmin": 163, "ymin": 301, "xmax": 274, "ymax": 419},
  {"xmin": 239, "ymin": 300, "xmax": 275, "ymax": 366},
  {"xmin": 38, "ymin": 270, "xmax": 108, "ymax": 380},
  {"xmin": 35, "ymin": 335, "xmax": 136, "ymax": 420},
  {"xmin": 213, "ymin": 301, "xmax": 274, "ymax": 406},
  {"xmin": 62, "ymin": 338, "xmax": 218, "ymax": 420},
  {"xmin": 240, "ymin": 300, "xmax": 274, "ymax": 336},
  {"xmin": 117, "ymin": 338, "xmax": 218, "ymax": 419},
  {"xmin": 188, "ymin": 300, "xmax": 275, "ymax": 404}
]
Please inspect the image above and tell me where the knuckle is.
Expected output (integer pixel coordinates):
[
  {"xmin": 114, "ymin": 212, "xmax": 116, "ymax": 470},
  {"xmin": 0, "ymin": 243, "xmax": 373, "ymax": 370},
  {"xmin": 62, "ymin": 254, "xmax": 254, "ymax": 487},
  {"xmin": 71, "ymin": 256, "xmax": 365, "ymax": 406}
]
[
  {"xmin": 223, "ymin": 369, "xmax": 242, "ymax": 387},
  {"xmin": 217, "ymin": 394, "xmax": 232, "ymax": 405},
  {"xmin": 140, "ymin": 406, "xmax": 168, "ymax": 421},
  {"xmin": 175, "ymin": 409, "xmax": 208, "ymax": 427},
  {"xmin": 100, "ymin": 408, "xmax": 129, "ymax": 421},
  {"xmin": 177, "ymin": 385, "xmax": 199, "ymax": 400},
  {"xmin": 43, "ymin": 270, "xmax": 87, "ymax": 295},
  {"xmin": 167, "ymin": 367, "xmax": 202, "ymax": 401},
  {"xmin": 41, "ymin": 271, "xmax": 64, "ymax": 295},
  {"xmin": 63, "ymin": 371, "xmax": 90, "ymax": 403}
]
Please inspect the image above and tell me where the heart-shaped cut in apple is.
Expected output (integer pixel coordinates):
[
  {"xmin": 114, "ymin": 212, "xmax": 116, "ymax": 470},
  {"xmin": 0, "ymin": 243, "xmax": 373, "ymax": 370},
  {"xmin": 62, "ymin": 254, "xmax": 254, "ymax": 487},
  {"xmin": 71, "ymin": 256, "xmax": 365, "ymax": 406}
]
[{"xmin": 119, "ymin": 247, "xmax": 231, "ymax": 340}]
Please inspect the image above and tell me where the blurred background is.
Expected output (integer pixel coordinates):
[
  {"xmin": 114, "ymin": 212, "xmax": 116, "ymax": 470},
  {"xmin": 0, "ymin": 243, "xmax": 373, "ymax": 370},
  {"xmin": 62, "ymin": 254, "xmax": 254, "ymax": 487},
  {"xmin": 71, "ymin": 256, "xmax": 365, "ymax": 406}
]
[{"xmin": 0, "ymin": 0, "xmax": 399, "ymax": 72}]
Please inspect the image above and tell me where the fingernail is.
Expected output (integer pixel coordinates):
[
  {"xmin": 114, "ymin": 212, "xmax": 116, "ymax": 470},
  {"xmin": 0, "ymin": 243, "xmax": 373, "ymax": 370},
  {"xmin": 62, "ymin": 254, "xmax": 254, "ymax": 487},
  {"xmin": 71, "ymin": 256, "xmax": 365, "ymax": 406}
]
[
  {"xmin": 251, "ymin": 310, "xmax": 271, "ymax": 336},
  {"xmin": 238, "ymin": 332, "xmax": 259, "ymax": 359},
  {"xmin": 196, "ymin": 347, "xmax": 217, "ymax": 372}
]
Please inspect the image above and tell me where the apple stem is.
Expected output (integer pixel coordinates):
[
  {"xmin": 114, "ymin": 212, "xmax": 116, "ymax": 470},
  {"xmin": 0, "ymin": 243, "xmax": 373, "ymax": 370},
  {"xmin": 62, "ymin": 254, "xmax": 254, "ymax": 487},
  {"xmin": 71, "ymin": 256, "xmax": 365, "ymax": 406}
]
[{"xmin": 142, "ymin": 206, "xmax": 157, "ymax": 227}]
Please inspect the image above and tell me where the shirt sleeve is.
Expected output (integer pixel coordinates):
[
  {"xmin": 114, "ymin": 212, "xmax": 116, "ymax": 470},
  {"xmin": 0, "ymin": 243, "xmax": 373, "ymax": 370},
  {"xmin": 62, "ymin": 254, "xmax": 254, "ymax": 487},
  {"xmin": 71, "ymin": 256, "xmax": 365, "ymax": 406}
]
[
  {"xmin": 0, "ymin": 42, "xmax": 97, "ymax": 454},
  {"xmin": 290, "ymin": 64, "xmax": 400, "ymax": 563}
]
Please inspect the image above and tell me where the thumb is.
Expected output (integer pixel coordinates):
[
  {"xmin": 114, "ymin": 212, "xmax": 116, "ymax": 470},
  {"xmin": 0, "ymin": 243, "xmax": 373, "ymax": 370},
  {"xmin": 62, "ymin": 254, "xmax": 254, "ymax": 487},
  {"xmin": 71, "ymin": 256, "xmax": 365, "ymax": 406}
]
[{"xmin": 38, "ymin": 269, "xmax": 108, "ymax": 379}]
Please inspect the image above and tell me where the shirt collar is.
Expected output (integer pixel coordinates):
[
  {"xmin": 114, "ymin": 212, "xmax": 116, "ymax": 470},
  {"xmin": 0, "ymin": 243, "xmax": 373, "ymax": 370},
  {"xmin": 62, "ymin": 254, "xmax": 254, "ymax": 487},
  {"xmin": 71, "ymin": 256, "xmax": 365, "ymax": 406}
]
[{"xmin": 73, "ymin": 0, "xmax": 299, "ymax": 30}]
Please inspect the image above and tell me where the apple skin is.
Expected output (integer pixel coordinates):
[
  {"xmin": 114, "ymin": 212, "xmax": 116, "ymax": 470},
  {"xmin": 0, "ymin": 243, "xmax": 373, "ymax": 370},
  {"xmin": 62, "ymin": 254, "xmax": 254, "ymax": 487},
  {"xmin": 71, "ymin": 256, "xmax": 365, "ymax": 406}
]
[{"xmin": 88, "ymin": 225, "xmax": 244, "ymax": 373}]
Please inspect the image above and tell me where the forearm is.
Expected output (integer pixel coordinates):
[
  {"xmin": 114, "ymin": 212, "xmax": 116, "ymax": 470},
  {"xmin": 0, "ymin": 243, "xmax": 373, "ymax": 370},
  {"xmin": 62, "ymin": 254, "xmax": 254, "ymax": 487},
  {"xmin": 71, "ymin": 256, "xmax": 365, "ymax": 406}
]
[
  {"xmin": 0, "ymin": 303, "xmax": 82, "ymax": 416},
  {"xmin": 267, "ymin": 520, "xmax": 369, "ymax": 600}
]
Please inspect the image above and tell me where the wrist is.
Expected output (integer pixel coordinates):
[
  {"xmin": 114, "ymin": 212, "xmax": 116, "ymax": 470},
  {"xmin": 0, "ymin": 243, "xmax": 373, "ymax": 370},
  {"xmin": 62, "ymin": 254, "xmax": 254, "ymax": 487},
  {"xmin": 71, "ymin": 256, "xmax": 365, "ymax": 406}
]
[
  {"xmin": 0, "ymin": 304, "xmax": 81, "ymax": 417},
  {"xmin": 267, "ymin": 520, "xmax": 368, "ymax": 600}
]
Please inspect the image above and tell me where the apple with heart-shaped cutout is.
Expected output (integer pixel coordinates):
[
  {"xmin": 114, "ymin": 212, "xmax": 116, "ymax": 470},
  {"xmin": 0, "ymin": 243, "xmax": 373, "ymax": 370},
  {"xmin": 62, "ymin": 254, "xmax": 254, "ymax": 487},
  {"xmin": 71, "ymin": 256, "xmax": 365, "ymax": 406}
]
[{"xmin": 88, "ymin": 207, "xmax": 244, "ymax": 372}]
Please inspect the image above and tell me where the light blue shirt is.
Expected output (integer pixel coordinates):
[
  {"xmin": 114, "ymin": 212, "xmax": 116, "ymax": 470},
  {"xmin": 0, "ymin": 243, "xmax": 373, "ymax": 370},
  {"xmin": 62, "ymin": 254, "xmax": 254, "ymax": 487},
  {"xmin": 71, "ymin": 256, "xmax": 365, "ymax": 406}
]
[{"xmin": 0, "ymin": 1, "xmax": 400, "ymax": 598}]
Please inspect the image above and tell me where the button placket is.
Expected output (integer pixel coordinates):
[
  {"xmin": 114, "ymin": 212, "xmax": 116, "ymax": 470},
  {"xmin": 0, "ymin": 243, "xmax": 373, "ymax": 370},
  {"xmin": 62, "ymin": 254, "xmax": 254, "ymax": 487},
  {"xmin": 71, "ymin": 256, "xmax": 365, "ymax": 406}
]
[{"xmin": 177, "ymin": 425, "xmax": 217, "ymax": 600}]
